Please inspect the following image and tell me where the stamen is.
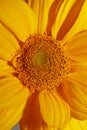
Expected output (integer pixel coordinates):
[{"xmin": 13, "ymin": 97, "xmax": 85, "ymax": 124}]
[{"xmin": 12, "ymin": 34, "xmax": 70, "ymax": 92}]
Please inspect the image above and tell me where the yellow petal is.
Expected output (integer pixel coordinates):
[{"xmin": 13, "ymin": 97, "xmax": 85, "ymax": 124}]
[
  {"xmin": 65, "ymin": 31, "xmax": 87, "ymax": 62},
  {"xmin": 39, "ymin": 90, "xmax": 70, "ymax": 129},
  {"xmin": 65, "ymin": 31, "xmax": 87, "ymax": 51},
  {"xmin": 62, "ymin": 0, "xmax": 87, "ymax": 43},
  {"xmin": 40, "ymin": 124, "xmax": 59, "ymax": 130},
  {"xmin": 0, "ymin": 23, "xmax": 20, "ymax": 50},
  {"xmin": 62, "ymin": 72, "xmax": 87, "ymax": 120},
  {"xmin": 67, "ymin": 72, "xmax": 87, "ymax": 97},
  {"xmin": 0, "ymin": 59, "xmax": 14, "ymax": 76},
  {"xmin": 0, "ymin": 24, "xmax": 20, "ymax": 60},
  {"xmin": 0, "ymin": 76, "xmax": 30, "ymax": 108},
  {"xmin": 39, "ymin": 90, "xmax": 54, "ymax": 127},
  {"xmin": 20, "ymin": 123, "xmax": 58, "ymax": 130},
  {"xmin": 0, "ymin": 102, "xmax": 26, "ymax": 130},
  {"xmin": 52, "ymin": 0, "xmax": 76, "ymax": 39},
  {"xmin": 71, "ymin": 61, "xmax": 87, "ymax": 72},
  {"xmin": 64, "ymin": 118, "xmax": 87, "ymax": 130},
  {"xmin": 28, "ymin": 0, "xmax": 54, "ymax": 33},
  {"xmin": 51, "ymin": 91, "xmax": 70, "ymax": 129},
  {"xmin": 0, "ymin": 0, "xmax": 37, "ymax": 42}
]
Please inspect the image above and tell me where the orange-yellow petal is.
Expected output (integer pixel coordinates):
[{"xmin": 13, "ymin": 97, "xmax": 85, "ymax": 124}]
[
  {"xmin": 40, "ymin": 124, "xmax": 59, "ymax": 130},
  {"xmin": 52, "ymin": 0, "xmax": 76, "ymax": 39},
  {"xmin": 0, "ymin": 59, "xmax": 14, "ymax": 76},
  {"xmin": 64, "ymin": 118, "xmax": 87, "ymax": 130},
  {"xmin": 62, "ymin": 72, "xmax": 87, "ymax": 120},
  {"xmin": 65, "ymin": 30, "xmax": 87, "ymax": 62},
  {"xmin": 28, "ymin": 0, "xmax": 54, "ymax": 33},
  {"xmin": 20, "ymin": 92, "xmax": 42, "ymax": 130},
  {"xmin": 0, "ymin": 0, "xmax": 37, "ymax": 42},
  {"xmin": 0, "ymin": 102, "xmax": 26, "ymax": 130},
  {"xmin": 62, "ymin": 0, "xmax": 87, "ymax": 43},
  {"xmin": 0, "ymin": 23, "xmax": 20, "ymax": 50},
  {"xmin": 0, "ymin": 24, "xmax": 20, "ymax": 60},
  {"xmin": 20, "ymin": 121, "xmax": 59, "ymax": 130},
  {"xmin": 20, "ymin": 90, "xmax": 69, "ymax": 130},
  {"xmin": 71, "ymin": 61, "xmax": 87, "ymax": 72},
  {"xmin": 0, "ymin": 76, "xmax": 30, "ymax": 109},
  {"xmin": 39, "ymin": 90, "xmax": 70, "ymax": 129}
]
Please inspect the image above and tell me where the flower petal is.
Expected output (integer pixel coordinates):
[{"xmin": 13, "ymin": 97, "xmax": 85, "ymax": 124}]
[
  {"xmin": 0, "ymin": 23, "xmax": 20, "ymax": 50},
  {"xmin": 62, "ymin": 72, "xmax": 87, "ymax": 120},
  {"xmin": 65, "ymin": 30, "xmax": 87, "ymax": 62},
  {"xmin": 46, "ymin": 0, "xmax": 63, "ymax": 36},
  {"xmin": 0, "ymin": 0, "xmax": 37, "ymax": 42},
  {"xmin": 28, "ymin": 0, "xmax": 54, "ymax": 33},
  {"xmin": 0, "ymin": 59, "xmax": 14, "ymax": 76},
  {"xmin": 64, "ymin": 118, "xmax": 87, "ymax": 130},
  {"xmin": 61, "ymin": 0, "xmax": 87, "ymax": 42},
  {"xmin": 0, "ymin": 76, "xmax": 30, "ymax": 108},
  {"xmin": 39, "ymin": 90, "xmax": 70, "ymax": 129},
  {"xmin": 0, "ymin": 102, "xmax": 26, "ymax": 130},
  {"xmin": 52, "ymin": 0, "xmax": 76, "ymax": 39},
  {"xmin": 0, "ymin": 24, "xmax": 20, "ymax": 60},
  {"xmin": 40, "ymin": 125, "xmax": 59, "ymax": 130},
  {"xmin": 71, "ymin": 61, "xmax": 87, "ymax": 72},
  {"xmin": 20, "ymin": 122, "xmax": 58, "ymax": 130},
  {"xmin": 20, "ymin": 92, "xmax": 42, "ymax": 130}
]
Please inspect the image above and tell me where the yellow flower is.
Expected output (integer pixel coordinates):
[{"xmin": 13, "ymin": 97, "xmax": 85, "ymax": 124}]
[{"xmin": 0, "ymin": 0, "xmax": 87, "ymax": 130}]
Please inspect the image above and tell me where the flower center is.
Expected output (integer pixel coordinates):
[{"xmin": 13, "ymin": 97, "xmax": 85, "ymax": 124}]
[
  {"xmin": 13, "ymin": 34, "xmax": 70, "ymax": 92},
  {"xmin": 32, "ymin": 52, "xmax": 47, "ymax": 70}
]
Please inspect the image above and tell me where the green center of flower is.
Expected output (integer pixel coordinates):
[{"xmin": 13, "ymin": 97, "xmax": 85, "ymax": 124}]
[
  {"xmin": 13, "ymin": 34, "xmax": 70, "ymax": 92},
  {"xmin": 32, "ymin": 52, "xmax": 46, "ymax": 69}
]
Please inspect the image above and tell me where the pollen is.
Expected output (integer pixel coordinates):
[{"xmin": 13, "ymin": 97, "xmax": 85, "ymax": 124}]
[{"xmin": 13, "ymin": 34, "xmax": 70, "ymax": 92}]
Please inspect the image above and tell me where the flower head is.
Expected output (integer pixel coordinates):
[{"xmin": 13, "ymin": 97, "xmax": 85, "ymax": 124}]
[{"xmin": 0, "ymin": 0, "xmax": 87, "ymax": 130}]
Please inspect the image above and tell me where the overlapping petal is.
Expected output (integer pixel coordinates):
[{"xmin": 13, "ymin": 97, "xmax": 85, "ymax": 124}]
[
  {"xmin": 0, "ymin": 102, "xmax": 26, "ymax": 130},
  {"xmin": 52, "ymin": 0, "xmax": 76, "ymax": 39},
  {"xmin": 20, "ymin": 90, "xmax": 70, "ymax": 130},
  {"xmin": 0, "ymin": 76, "xmax": 30, "ymax": 108},
  {"xmin": 0, "ymin": 59, "xmax": 14, "ymax": 76},
  {"xmin": 70, "ymin": 60, "xmax": 87, "ymax": 73},
  {"xmin": 65, "ymin": 30, "xmax": 87, "ymax": 62},
  {"xmin": 28, "ymin": 0, "xmax": 54, "ymax": 33},
  {"xmin": 39, "ymin": 90, "xmax": 70, "ymax": 129},
  {"xmin": 0, "ymin": 0, "xmax": 37, "ymax": 42},
  {"xmin": 0, "ymin": 24, "xmax": 19, "ymax": 60},
  {"xmin": 51, "ymin": 0, "xmax": 87, "ymax": 44},
  {"xmin": 64, "ymin": 119, "xmax": 87, "ymax": 130},
  {"xmin": 62, "ymin": 72, "xmax": 87, "ymax": 120},
  {"xmin": 40, "ymin": 125, "xmax": 59, "ymax": 130},
  {"xmin": 61, "ymin": 0, "xmax": 87, "ymax": 42},
  {"xmin": 0, "ymin": 23, "xmax": 20, "ymax": 50},
  {"xmin": 20, "ymin": 92, "xmax": 43, "ymax": 130}
]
